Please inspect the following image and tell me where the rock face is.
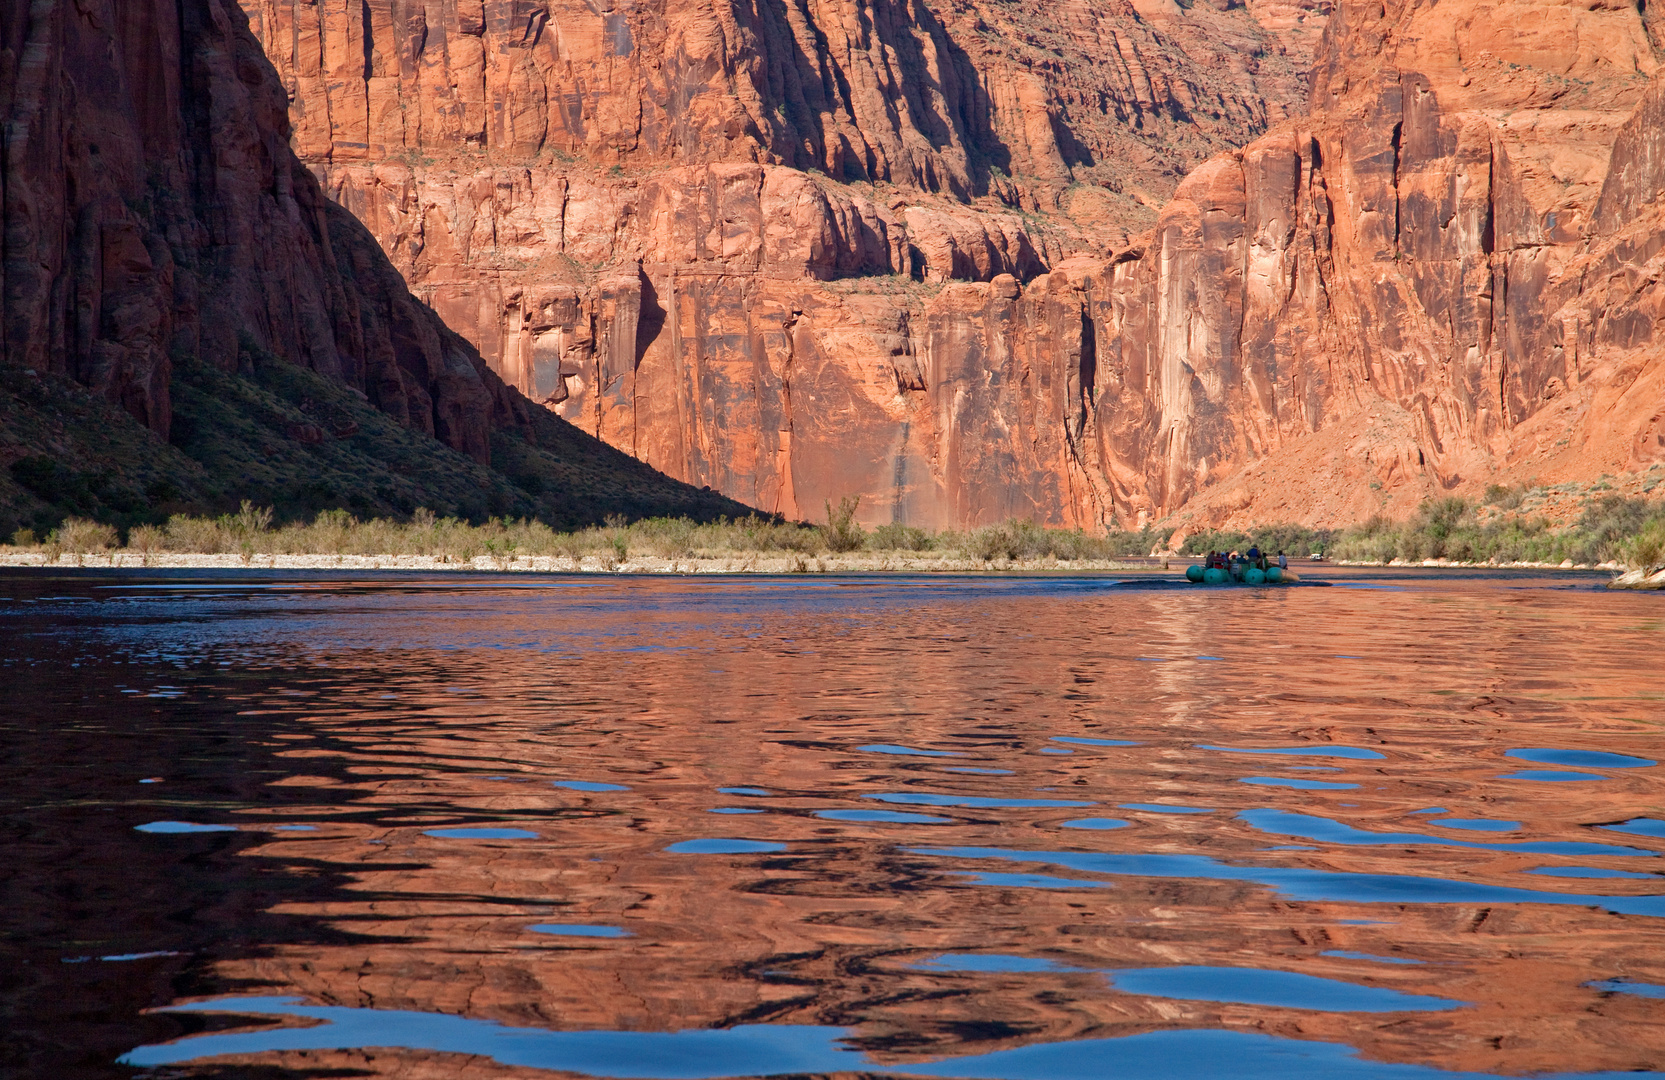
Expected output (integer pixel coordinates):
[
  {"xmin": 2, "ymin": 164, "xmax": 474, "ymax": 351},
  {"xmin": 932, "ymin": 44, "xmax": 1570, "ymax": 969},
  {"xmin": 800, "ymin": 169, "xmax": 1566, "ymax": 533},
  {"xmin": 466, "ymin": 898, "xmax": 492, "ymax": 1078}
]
[
  {"xmin": 1121, "ymin": 0, "xmax": 1665, "ymax": 531},
  {"xmin": 245, "ymin": 0, "xmax": 1325, "ymax": 525},
  {"xmin": 250, "ymin": 0, "xmax": 1665, "ymax": 529},
  {"xmin": 0, "ymin": 0, "xmax": 540, "ymax": 464}
]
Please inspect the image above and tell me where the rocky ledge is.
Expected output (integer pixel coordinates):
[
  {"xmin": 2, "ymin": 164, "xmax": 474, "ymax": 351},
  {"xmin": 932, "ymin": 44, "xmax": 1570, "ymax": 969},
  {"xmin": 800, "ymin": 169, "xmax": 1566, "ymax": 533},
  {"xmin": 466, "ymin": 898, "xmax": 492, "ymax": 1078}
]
[{"xmin": 1608, "ymin": 567, "xmax": 1665, "ymax": 590}]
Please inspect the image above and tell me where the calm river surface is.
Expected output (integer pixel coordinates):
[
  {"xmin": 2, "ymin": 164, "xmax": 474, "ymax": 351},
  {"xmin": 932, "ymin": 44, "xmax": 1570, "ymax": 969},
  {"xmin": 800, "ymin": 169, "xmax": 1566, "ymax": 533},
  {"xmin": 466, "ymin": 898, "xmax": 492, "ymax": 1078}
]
[{"xmin": 2, "ymin": 567, "xmax": 1663, "ymax": 1078}]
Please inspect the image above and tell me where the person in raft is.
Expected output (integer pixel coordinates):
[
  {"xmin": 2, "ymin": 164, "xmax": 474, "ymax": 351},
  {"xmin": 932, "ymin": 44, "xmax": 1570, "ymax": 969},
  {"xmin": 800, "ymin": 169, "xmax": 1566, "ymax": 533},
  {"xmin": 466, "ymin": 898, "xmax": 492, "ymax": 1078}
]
[
  {"xmin": 1246, "ymin": 545, "xmax": 1262, "ymax": 568},
  {"xmin": 1277, "ymin": 551, "xmax": 1288, "ymax": 570}
]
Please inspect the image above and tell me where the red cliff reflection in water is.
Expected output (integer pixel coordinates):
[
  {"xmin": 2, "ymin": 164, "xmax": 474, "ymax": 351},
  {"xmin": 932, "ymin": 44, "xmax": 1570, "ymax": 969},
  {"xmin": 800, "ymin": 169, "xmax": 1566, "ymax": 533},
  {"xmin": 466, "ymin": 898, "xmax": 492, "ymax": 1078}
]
[{"xmin": 2, "ymin": 569, "xmax": 1663, "ymax": 1079}]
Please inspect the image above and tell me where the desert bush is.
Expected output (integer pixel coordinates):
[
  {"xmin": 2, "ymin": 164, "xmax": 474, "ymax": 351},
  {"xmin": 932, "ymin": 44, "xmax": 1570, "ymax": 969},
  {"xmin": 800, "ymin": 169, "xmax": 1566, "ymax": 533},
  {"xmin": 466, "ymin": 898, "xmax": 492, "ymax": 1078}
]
[
  {"xmin": 1484, "ymin": 483, "xmax": 1528, "ymax": 510},
  {"xmin": 1620, "ymin": 518, "xmax": 1665, "ymax": 571},
  {"xmin": 82, "ymin": 493, "xmax": 1665, "ymax": 572},
  {"xmin": 127, "ymin": 524, "xmax": 165, "ymax": 565},
  {"xmin": 554, "ymin": 528, "xmax": 587, "ymax": 563},
  {"xmin": 55, "ymin": 517, "xmax": 118, "ymax": 564},
  {"xmin": 1098, "ymin": 528, "xmax": 1170, "ymax": 558},
  {"xmin": 59, "ymin": 517, "xmax": 118, "ymax": 552},
  {"xmin": 635, "ymin": 516, "xmax": 696, "ymax": 558},
  {"xmin": 308, "ymin": 508, "xmax": 355, "ymax": 555},
  {"xmin": 482, "ymin": 534, "xmax": 517, "ymax": 569},
  {"xmin": 733, "ymin": 515, "xmax": 817, "ymax": 552},
  {"xmin": 1333, "ymin": 517, "xmax": 1397, "ymax": 563},
  {"xmin": 1326, "ymin": 493, "xmax": 1665, "ymax": 566},
  {"xmin": 1568, "ymin": 495, "xmax": 1654, "ymax": 565},
  {"xmin": 228, "ymin": 500, "xmax": 274, "ymax": 535},
  {"xmin": 1181, "ymin": 524, "xmax": 1331, "ymax": 559},
  {"xmin": 1415, "ymin": 497, "xmax": 1471, "ymax": 559},
  {"xmin": 967, "ymin": 521, "xmax": 1020, "ymax": 561},
  {"xmin": 821, "ymin": 496, "xmax": 866, "ymax": 553},
  {"xmin": 10, "ymin": 528, "xmax": 37, "ymax": 547},
  {"xmin": 165, "ymin": 513, "xmax": 229, "ymax": 553},
  {"xmin": 868, "ymin": 521, "xmax": 932, "ymax": 551}
]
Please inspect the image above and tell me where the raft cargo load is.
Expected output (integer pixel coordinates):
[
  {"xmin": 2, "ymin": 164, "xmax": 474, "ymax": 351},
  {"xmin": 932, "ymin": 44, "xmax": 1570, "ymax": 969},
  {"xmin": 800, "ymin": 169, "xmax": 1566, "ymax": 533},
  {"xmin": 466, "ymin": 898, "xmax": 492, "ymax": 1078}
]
[{"xmin": 1183, "ymin": 563, "xmax": 1299, "ymax": 585}]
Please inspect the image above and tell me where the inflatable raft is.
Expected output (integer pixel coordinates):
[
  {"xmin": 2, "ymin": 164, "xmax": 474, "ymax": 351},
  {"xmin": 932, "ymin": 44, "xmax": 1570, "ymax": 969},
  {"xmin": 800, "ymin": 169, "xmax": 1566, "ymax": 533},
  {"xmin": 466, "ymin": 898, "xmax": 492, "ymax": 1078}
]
[{"xmin": 1184, "ymin": 563, "xmax": 1299, "ymax": 585}]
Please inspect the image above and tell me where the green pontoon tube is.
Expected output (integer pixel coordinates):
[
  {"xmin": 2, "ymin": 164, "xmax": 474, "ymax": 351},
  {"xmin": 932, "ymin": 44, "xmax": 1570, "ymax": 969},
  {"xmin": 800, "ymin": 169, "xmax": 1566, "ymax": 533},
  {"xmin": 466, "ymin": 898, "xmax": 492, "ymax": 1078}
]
[{"xmin": 1184, "ymin": 563, "xmax": 1295, "ymax": 585}]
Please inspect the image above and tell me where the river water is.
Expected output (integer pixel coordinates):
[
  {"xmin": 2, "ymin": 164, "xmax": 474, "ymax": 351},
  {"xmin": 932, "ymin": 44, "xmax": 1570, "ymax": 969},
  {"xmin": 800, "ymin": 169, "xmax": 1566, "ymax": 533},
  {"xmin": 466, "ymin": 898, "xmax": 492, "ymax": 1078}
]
[{"xmin": 2, "ymin": 567, "xmax": 1663, "ymax": 1079}]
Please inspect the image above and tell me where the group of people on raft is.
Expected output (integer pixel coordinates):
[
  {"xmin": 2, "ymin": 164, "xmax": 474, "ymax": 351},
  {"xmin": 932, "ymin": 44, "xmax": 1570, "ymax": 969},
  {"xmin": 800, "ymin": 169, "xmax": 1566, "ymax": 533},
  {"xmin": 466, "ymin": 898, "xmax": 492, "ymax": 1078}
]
[
  {"xmin": 1202, "ymin": 546, "xmax": 1289, "ymax": 573},
  {"xmin": 1188, "ymin": 545, "xmax": 1293, "ymax": 584}
]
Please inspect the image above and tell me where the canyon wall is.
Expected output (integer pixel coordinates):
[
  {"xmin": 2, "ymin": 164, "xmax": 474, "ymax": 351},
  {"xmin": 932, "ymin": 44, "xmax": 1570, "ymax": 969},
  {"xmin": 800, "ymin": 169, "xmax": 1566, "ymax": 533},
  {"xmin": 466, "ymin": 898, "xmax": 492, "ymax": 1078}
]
[
  {"xmin": 0, "ymin": 0, "xmax": 541, "ymax": 464},
  {"xmin": 250, "ymin": 0, "xmax": 1665, "ymax": 530},
  {"xmin": 245, "ymin": 0, "xmax": 1326, "ymax": 526},
  {"xmin": 1118, "ymin": 0, "xmax": 1665, "ymax": 532}
]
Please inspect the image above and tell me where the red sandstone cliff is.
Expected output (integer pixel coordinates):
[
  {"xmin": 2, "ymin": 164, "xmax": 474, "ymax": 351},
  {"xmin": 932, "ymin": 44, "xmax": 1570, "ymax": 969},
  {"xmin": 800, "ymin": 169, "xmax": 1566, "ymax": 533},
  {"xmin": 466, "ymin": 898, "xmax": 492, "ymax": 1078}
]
[
  {"xmin": 1114, "ymin": 0, "xmax": 1665, "ymax": 533},
  {"xmin": 245, "ymin": 0, "xmax": 1326, "ymax": 525},
  {"xmin": 0, "ymin": 0, "xmax": 544, "ymax": 464},
  {"xmin": 249, "ymin": 0, "xmax": 1665, "ymax": 530}
]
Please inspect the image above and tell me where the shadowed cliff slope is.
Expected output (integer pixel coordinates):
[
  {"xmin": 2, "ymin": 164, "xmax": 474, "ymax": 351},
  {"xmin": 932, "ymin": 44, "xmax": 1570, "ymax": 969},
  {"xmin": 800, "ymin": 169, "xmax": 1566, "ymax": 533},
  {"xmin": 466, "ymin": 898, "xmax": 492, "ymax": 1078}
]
[{"xmin": 0, "ymin": 0, "xmax": 751, "ymax": 534}]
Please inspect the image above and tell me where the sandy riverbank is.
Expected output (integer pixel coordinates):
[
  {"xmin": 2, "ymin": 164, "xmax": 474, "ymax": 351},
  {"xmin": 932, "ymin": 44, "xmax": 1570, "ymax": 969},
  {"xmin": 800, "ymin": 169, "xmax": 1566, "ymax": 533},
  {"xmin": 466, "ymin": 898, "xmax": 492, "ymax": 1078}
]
[
  {"xmin": 0, "ymin": 550, "xmax": 1160, "ymax": 574},
  {"xmin": 0, "ymin": 551, "xmax": 1652, "ymax": 583}
]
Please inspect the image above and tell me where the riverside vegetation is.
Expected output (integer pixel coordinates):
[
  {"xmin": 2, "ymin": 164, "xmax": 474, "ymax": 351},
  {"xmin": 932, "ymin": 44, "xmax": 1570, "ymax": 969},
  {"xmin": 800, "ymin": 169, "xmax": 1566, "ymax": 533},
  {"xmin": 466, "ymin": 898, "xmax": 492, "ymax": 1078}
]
[
  {"xmin": 1, "ymin": 498, "xmax": 1167, "ymax": 569},
  {"xmin": 5, "ymin": 491, "xmax": 1664, "ymax": 573},
  {"xmin": 1183, "ymin": 491, "xmax": 1665, "ymax": 573}
]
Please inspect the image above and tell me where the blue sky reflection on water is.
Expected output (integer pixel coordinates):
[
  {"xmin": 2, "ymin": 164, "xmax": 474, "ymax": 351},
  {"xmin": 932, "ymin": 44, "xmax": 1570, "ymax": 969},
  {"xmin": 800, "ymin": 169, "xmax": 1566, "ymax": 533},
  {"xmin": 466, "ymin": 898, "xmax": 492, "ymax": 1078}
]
[
  {"xmin": 907, "ymin": 846, "xmax": 1665, "ymax": 917},
  {"xmin": 912, "ymin": 954, "xmax": 1458, "ymax": 1011},
  {"xmin": 119, "ymin": 998, "xmax": 1656, "ymax": 1079}
]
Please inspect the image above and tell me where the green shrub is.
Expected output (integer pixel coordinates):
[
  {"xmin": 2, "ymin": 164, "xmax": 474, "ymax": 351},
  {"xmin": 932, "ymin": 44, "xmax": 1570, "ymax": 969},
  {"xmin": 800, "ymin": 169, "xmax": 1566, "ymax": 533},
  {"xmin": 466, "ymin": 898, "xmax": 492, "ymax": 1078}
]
[
  {"xmin": 164, "ymin": 513, "xmax": 224, "ymax": 553},
  {"xmin": 635, "ymin": 516, "xmax": 696, "ymax": 558},
  {"xmin": 1569, "ymin": 495, "xmax": 1653, "ymax": 564},
  {"xmin": 868, "ymin": 522, "xmax": 932, "ymax": 551},
  {"xmin": 1484, "ymin": 483, "xmax": 1527, "ymax": 510},
  {"xmin": 60, "ymin": 495, "xmax": 1665, "ymax": 572},
  {"xmin": 820, "ymin": 496, "xmax": 866, "ymax": 553},
  {"xmin": 968, "ymin": 521, "xmax": 1025, "ymax": 561},
  {"xmin": 229, "ymin": 500, "xmax": 273, "ymax": 535},
  {"xmin": 1620, "ymin": 518, "xmax": 1665, "ymax": 572}
]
